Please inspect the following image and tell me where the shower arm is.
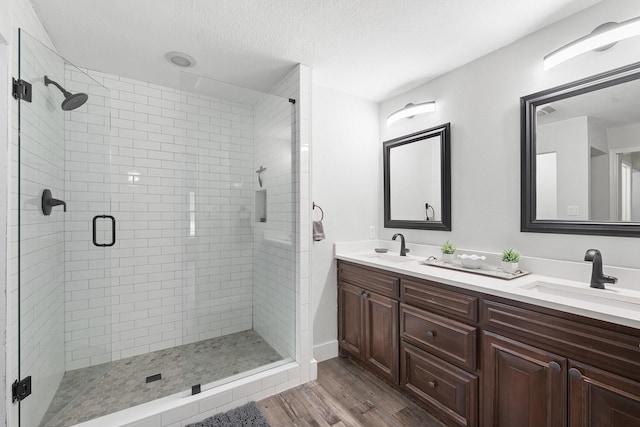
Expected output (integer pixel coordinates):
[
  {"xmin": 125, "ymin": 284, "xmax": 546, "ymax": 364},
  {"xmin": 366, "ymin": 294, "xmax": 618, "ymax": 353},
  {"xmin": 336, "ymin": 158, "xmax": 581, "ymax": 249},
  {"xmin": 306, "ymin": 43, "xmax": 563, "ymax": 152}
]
[{"xmin": 44, "ymin": 76, "xmax": 69, "ymax": 96}]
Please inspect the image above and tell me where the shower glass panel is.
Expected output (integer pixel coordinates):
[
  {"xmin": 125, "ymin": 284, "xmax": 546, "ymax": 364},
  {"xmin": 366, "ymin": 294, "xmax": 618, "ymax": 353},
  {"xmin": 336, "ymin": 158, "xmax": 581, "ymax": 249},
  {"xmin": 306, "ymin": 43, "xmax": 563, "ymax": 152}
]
[
  {"xmin": 17, "ymin": 30, "xmax": 112, "ymax": 427},
  {"xmin": 178, "ymin": 71, "xmax": 297, "ymax": 392}
]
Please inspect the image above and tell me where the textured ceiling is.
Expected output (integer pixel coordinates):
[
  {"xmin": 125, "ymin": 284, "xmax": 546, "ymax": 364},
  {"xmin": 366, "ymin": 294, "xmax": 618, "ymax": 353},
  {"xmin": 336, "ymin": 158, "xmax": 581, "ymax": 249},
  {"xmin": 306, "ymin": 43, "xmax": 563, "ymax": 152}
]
[{"xmin": 30, "ymin": 0, "xmax": 600, "ymax": 102}]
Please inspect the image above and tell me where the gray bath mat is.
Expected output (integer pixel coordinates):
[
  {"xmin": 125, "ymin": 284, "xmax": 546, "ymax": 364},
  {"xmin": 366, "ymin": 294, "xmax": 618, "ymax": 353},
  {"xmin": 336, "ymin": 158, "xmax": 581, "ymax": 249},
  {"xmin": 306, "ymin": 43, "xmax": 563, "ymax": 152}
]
[{"xmin": 186, "ymin": 401, "xmax": 271, "ymax": 427}]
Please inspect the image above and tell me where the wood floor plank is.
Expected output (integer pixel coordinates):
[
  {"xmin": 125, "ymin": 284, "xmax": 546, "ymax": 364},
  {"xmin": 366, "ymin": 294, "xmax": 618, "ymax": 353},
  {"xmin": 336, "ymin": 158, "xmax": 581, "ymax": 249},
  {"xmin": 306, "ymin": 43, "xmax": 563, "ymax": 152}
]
[
  {"xmin": 393, "ymin": 405, "xmax": 446, "ymax": 427},
  {"xmin": 259, "ymin": 395, "xmax": 298, "ymax": 425},
  {"xmin": 259, "ymin": 357, "xmax": 445, "ymax": 427},
  {"xmin": 276, "ymin": 385, "xmax": 333, "ymax": 426},
  {"xmin": 318, "ymin": 360, "xmax": 413, "ymax": 426}
]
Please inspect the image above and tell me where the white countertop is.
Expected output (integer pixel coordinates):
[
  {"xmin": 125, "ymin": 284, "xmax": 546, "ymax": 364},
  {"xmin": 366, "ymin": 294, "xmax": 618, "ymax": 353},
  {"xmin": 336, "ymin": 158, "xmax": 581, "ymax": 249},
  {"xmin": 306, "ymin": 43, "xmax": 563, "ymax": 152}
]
[{"xmin": 335, "ymin": 241, "xmax": 640, "ymax": 330}]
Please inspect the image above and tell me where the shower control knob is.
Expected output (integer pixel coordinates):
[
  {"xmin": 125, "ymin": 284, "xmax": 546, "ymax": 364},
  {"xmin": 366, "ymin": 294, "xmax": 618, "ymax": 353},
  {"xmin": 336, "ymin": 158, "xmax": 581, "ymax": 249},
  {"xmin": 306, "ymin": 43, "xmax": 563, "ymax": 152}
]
[{"xmin": 42, "ymin": 189, "xmax": 67, "ymax": 216}]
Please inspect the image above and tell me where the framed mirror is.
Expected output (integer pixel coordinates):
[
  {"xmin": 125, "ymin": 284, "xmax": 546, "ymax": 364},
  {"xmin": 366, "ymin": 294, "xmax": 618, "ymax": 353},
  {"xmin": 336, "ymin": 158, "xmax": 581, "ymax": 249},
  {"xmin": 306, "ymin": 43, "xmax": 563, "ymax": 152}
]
[
  {"xmin": 521, "ymin": 61, "xmax": 640, "ymax": 237},
  {"xmin": 384, "ymin": 123, "xmax": 451, "ymax": 230}
]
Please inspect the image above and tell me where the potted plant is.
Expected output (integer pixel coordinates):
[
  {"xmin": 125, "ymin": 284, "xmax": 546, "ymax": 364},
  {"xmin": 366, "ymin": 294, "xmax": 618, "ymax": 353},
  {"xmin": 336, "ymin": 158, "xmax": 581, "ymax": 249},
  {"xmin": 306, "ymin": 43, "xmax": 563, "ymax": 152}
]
[
  {"xmin": 501, "ymin": 248, "xmax": 521, "ymax": 274},
  {"xmin": 440, "ymin": 240, "xmax": 456, "ymax": 263}
]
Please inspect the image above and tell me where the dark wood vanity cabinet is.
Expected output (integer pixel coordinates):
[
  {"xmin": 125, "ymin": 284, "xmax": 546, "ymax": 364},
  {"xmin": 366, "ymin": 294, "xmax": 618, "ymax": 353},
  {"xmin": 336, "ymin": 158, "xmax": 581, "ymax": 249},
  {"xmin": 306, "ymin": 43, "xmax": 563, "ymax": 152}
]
[
  {"xmin": 337, "ymin": 262, "xmax": 399, "ymax": 384},
  {"xmin": 336, "ymin": 260, "xmax": 640, "ymax": 427}
]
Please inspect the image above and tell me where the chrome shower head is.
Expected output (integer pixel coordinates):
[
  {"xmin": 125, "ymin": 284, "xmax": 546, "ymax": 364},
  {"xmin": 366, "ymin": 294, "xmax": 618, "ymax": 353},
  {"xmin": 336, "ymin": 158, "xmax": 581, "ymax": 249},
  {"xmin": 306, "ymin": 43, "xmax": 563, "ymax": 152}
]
[{"xmin": 44, "ymin": 75, "xmax": 88, "ymax": 111}]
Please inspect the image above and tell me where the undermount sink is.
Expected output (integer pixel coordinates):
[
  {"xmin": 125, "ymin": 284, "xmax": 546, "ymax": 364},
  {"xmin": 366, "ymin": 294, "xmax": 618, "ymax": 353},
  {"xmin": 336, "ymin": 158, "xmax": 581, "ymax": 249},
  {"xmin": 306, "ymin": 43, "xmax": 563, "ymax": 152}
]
[
  {"xmin": 517, "ymin": 280, "xmax": 640, "ymax": 312},
  {"xmin": 361, "ymin": 253, "xmax": 418, "ymax": 264}
]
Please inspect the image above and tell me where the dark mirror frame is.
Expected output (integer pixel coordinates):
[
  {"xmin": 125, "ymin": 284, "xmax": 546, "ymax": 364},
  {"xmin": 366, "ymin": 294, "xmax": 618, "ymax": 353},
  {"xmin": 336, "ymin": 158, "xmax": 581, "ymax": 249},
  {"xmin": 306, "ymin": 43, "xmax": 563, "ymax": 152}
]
[
  {"xmin": 521, "ymin": 61, "xmax": 640, "ymax": 238},
  {"xmin": 384, "ymin": 123, "xmax": 451, "ymax": 231}
]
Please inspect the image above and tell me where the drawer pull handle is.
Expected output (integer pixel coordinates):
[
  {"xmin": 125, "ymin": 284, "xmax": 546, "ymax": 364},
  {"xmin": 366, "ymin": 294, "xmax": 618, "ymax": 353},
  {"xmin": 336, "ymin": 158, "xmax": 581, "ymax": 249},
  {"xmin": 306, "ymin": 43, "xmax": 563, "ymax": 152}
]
[
  {"xmin": 426, "ymin": 330, "xmax": 437, "ymax": 338},
  {"xmin": 568, "ymin": 368, "xmax": 582, "ymax": 380},
  {"xmin": 548, "ymin": 361, "xmax": 561, "ymax": 372},
  {"xmin": 428, "ymin": 380, "xmax": 437, "ymax": 389}
]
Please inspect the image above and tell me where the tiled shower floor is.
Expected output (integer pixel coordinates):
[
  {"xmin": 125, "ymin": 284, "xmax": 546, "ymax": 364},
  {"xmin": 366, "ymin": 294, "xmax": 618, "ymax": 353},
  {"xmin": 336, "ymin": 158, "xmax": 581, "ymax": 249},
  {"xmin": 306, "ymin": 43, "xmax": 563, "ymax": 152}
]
[{"xmin": 41, "ymin": 330, "xmax": 284, "ymax": 427}]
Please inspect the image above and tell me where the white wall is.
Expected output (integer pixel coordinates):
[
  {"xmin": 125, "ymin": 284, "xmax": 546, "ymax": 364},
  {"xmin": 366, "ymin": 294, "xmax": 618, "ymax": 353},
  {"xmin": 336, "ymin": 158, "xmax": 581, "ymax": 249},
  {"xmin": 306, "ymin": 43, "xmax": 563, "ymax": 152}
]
[
  {"xmin": 590, "ymin": 151, "xmax": 610, "ymax": 221},
  {"xmin": 588, "ymin": 118, "xmax": 609, "ymax": 221},
  {"xmin": 310, "ymin": 85, "xmax": 379, "ymax": 360},
  {"xmin": 536, "ymin": 152, "xmax": 557, "ymax": 219},
  {"xmin": 607, "ymin": 122, "xmax": 640, "ymax": 150},
  {"xmin": 379, "ymin": 0, "xmax": 640, "ymax": 269},
  {"xmin": 537, "ymin": 116, "xmax": 589, "ymax": 220}
]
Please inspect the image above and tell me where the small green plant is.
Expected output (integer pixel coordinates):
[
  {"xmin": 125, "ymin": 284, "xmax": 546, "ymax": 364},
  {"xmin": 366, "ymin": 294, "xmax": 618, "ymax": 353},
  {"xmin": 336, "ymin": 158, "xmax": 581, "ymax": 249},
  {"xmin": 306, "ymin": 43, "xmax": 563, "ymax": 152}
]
[
  {"xmin": 502, "ymin": 248, "xmax": 521, "ymax": 263},
  {"xmin": 440, "ymin": 240, "xmax": 456, "ymax": 254}
]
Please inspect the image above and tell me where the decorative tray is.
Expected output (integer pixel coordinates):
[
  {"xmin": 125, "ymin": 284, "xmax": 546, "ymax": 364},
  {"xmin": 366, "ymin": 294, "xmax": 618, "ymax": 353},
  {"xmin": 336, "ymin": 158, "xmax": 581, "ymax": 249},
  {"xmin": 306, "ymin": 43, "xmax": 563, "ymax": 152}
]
[{"xmin": 419, "ymin": 257, "xmax": 530, "ymax": 280}]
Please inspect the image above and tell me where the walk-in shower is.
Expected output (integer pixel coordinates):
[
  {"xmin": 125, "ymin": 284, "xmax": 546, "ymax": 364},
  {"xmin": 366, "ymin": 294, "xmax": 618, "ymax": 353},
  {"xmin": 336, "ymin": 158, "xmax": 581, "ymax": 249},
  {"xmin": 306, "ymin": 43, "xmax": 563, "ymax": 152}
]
[{"xmin": 13, "ymin": 29, "xmax": 297, "ymax": 427}]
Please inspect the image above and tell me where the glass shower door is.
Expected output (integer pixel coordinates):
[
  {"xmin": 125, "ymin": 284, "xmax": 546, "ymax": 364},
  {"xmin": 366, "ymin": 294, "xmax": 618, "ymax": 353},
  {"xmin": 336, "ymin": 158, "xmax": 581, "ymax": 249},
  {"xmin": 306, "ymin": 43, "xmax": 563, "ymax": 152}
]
[
  {"xmin": 177, "ymin": 71, "xmax": 297, "ymax": 393},
  {"xmin": 16, "ymin": 29, "xmax": 113, "ymax": 427}
]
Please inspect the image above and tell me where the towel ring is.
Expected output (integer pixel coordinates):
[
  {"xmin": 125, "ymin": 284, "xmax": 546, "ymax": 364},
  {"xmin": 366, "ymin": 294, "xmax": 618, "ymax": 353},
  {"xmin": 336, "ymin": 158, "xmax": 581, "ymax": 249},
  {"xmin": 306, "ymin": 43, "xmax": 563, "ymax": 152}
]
[
  {"xmin": 425, "ymin": 203, "xmax": 435, "ymax": 221},
  {"xmin": 312, "ymin": 202, "xmax": 324, "ymax": 221}
]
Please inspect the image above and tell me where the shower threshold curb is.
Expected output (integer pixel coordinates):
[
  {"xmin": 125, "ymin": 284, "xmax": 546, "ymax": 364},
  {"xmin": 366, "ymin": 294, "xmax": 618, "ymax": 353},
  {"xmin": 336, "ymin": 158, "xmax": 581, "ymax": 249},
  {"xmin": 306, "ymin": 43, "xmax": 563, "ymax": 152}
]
[{"xmin": 73, "ymin": 359, "xmax": 298, "ymax": 427}]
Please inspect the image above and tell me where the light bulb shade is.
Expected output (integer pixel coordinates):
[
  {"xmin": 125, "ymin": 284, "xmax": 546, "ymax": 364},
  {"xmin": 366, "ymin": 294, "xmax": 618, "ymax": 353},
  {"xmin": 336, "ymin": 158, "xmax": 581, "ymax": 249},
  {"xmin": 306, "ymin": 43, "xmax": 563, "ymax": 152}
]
[
  {"xmin": 544, "ymin": 16, "xmax": 640, "ymax": 70},
  {"xmin": 386, "ymin": 101, "xmax": 436, "ymax": 126}
]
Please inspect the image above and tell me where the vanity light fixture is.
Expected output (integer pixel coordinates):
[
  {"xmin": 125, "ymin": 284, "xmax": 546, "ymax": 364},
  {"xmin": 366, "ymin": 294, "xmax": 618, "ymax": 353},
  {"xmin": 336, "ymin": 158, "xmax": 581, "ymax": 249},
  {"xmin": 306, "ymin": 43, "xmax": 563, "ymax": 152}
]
[
  {"xmin": 544, "ymin": 16, "xmax": 640, "ymax": 70},
  {"xmin": 386, "ymin": 101, "xmax": 436, "ymax": 126}
]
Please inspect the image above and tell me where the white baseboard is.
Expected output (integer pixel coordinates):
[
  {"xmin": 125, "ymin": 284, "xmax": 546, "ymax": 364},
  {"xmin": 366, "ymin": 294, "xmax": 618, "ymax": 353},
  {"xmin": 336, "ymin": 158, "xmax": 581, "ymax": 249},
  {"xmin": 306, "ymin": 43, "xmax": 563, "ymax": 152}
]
[
  {"xmin": 313, "ymin": 340, "xmax": 338, "ymax": 362},
  {"xmin": 310, "ymin": 358, "xmax": 318, "ymax": 380}
]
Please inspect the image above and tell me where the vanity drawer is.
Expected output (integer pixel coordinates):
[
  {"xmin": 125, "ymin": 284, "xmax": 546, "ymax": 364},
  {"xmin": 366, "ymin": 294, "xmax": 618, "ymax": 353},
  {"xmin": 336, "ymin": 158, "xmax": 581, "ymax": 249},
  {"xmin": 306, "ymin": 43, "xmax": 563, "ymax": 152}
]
[
  {"xmin": 402, "ymin": 278, "xmax": 478, "ymax": 323},
  {"xmin": 401, "ymin": 304, "xmax": 477, "ymax": 372},
  {"xmin": 401, "ymin": 341, "xmax": 478, "ymax": 427},
  {"xmin": 338, "ymin": 261, "xmax": 399, "ymax": 298},
  {"xmin": 482, "ymin": 299, "xmax": 640, "ymax": 381}
]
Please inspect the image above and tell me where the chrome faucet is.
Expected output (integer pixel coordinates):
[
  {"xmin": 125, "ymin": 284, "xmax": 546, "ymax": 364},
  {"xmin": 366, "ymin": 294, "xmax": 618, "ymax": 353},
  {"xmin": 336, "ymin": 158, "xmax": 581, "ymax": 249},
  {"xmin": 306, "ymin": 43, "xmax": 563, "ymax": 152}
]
[
  {"xmin": 392, "ymin": 233, "xmax": 408, "ymax": 256},
  {"xmin": 584, "ymin": 249, "xmax": 617, "ymax": 289}
]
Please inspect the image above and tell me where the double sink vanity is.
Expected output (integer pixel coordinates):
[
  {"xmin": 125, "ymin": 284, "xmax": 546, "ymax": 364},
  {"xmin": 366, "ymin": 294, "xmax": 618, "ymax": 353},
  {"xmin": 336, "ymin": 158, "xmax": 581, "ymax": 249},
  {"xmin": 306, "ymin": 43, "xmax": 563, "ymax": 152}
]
[
  {"xmin": 355, "ymin": 60, "xmax": 640, "ymax": 426},
  {"xmin": 335, "ymin": 241, "xmax": 640, "ymax": 427}
]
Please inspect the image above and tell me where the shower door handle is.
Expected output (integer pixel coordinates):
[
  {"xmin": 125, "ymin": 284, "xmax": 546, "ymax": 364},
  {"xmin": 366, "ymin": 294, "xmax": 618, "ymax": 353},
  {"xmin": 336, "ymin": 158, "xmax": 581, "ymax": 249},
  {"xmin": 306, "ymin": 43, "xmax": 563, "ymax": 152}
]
[{"xmin": 92, "ymin": 215, "xmax": 116, "ymax": 247}]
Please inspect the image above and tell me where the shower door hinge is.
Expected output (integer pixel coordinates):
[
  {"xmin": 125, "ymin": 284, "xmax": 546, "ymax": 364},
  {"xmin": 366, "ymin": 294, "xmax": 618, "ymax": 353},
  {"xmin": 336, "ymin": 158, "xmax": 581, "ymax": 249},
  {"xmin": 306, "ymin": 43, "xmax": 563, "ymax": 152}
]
[
  {"xmin": 12, "ymin": 78, "xmax": 32, "ymax": 102},
  {"xmin": 12, "ymin": 376, "xmax": 32, "ymax": 403}
]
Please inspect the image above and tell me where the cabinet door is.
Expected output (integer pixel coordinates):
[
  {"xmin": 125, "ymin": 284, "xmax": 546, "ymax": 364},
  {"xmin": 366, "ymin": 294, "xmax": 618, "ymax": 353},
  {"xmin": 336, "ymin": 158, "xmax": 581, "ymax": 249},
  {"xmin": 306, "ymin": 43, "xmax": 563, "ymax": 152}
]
[
  {"xmin": 569, "ymin": 362, "xmax": 640, "ymax": 427},
  {"xmin": 338, "ymin": 283, "xmax": 364, "ymax": 360},
  {"xmin": 482, "ymin": 332, "xmax": 566, "ymax": 427},
  {"xmin": 364, "ymin": 291, "xmax": 399, "ymax": 384}
]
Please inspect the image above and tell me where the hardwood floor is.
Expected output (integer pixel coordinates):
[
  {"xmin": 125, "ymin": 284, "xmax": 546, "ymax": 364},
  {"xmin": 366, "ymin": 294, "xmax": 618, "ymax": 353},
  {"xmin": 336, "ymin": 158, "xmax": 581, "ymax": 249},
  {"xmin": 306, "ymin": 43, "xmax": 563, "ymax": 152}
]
[{"xmin": 258, "ymin": 357, "xmax": 445, "ymax": 426}]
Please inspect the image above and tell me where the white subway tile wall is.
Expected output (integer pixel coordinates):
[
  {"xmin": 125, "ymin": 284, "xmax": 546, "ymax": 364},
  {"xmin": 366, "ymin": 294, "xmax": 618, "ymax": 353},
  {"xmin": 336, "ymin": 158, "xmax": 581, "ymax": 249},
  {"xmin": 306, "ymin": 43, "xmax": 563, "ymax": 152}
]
[
  {"xmin": 63, "ymin": 65, "xmax": 113, "ymax": 371},
  {"xmin": 64, "ymin": 69, "xmax": 266, "ymax": 368}
]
